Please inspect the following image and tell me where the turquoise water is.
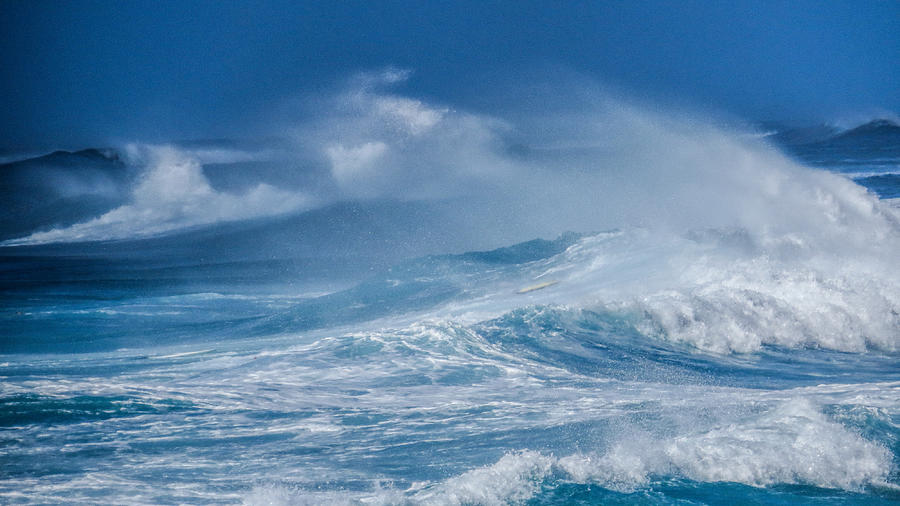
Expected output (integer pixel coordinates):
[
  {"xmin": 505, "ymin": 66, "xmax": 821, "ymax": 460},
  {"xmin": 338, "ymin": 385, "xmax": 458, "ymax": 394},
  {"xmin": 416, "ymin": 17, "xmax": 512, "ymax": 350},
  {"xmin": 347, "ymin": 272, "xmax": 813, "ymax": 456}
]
[{"xmin": 1, "ymin": 118, "xmax": 899, "ymax": 504}]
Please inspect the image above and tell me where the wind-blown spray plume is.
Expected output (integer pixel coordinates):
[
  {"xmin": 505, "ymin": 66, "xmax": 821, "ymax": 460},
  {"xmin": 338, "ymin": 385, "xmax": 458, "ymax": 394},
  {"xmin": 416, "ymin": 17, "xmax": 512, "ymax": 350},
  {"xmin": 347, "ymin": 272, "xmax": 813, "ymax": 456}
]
[{"xmin": 3, "ymin": 144, "xmax": 313, "ymax": 245}]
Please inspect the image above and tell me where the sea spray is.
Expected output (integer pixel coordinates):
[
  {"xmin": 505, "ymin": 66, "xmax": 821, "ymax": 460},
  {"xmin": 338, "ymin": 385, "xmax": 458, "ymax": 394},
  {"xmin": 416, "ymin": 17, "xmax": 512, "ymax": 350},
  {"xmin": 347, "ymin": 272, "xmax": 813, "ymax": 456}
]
[{"xmin": 2, "ymin": 86, "xmax": 899, "ymax": 504}]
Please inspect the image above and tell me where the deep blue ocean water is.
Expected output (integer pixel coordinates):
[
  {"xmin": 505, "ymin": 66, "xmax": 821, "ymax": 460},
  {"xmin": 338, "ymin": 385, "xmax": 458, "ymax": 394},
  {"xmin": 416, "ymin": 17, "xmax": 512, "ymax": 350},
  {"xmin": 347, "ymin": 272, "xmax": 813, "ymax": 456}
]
[{"xmin": 1, "ymin": 117, "xmax": 899, "ymax": 504}]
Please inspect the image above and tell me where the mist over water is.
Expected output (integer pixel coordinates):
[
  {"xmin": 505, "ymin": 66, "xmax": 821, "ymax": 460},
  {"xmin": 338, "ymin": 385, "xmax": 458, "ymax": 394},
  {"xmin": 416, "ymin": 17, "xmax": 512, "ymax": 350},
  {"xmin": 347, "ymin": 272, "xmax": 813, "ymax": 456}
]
[
  {"xmin": 7, "ymin": 73, "xmax": 898, "ymax": 253},
  {"xmin": 2, "ymin": 74, "xmax": 900, "ymax": 504},
  {"xmin": 3, "ymin": 144, "xmax": 313, "ymax": 245}
]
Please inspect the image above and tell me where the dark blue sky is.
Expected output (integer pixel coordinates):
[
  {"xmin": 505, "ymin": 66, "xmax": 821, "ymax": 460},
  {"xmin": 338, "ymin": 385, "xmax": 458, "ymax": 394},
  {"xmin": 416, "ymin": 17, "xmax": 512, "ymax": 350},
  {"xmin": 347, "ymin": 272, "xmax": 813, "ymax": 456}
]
[{"xmin": 2, "ymin": 0, "xmax": 898, "ymax": 150}]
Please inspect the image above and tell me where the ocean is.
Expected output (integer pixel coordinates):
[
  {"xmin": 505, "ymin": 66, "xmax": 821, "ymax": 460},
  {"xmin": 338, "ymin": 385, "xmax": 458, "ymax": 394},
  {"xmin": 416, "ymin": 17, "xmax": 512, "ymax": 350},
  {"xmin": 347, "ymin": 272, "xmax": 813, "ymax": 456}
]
[{"xmin": 1, "ymin": 100, "xmax": 899, "ymax": 504}]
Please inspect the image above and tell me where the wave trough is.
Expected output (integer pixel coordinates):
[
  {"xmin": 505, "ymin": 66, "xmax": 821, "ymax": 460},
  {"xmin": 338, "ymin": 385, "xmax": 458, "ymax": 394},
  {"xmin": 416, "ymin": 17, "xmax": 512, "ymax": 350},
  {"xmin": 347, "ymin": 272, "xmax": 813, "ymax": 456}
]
[{"xmin": 2, "ymin": 80, "xmax": 899, "ymax": 504}]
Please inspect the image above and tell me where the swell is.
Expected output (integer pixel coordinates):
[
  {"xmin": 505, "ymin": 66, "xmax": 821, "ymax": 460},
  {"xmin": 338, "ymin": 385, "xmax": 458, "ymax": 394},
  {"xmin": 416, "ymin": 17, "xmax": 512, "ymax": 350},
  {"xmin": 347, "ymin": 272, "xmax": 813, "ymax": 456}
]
[{"xmin": 5, "ymin": 222, "xmax": 899, "ymax": 355}]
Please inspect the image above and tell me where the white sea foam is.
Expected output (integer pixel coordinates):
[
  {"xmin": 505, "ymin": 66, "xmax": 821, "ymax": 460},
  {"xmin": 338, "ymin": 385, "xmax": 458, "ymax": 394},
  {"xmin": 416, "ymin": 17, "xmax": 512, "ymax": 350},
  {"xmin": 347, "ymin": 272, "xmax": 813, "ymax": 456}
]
[
  {"xmin": 6, "ymin": 73, "xmax": 899, "ymax": 256},
  {"xmin": 242, "ymin": 401, "xmax": 891, "ymax": 505},
  {"xmin": 5, "ymin": 74, "xmax": 899, "ymax": 357},
  {"xmin": 561, "ymin": 399, "xmax": 891, "ymax": 491},
  {"xmin": 625, "ymin": 247, "xmax": 900, "ymax": 353},
  {"xmin": 661, "ymin": 400, "xmax": 890, "ymax": 488},
  {"xmin": 382, "ymin": 224, "xmax": 900, "ymax": 354},
  {"xmin": 293, "ymin": 77, "xmax": 900, "ymax": 358},
  {"xmin": 4, "ymin": 145, "xmax": 313, "ymax": 245},
  {"xmin": 6, "ymin": 311, "xmax": 896, "ymax": 505},
  {"xmin": 414, "ymin": 451, "xmax": 554, "ymax": 505}
]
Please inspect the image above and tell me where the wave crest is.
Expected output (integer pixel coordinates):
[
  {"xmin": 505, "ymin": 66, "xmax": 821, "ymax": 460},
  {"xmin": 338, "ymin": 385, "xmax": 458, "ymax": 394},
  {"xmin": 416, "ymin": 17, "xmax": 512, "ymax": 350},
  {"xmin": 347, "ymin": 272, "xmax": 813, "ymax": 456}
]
[
  {"xmin": 243, "ymin": 401, "xmax": 892, "ymax": 504},
  {"xmin": 3, "ymin": 145, "xmax": 313, "ymax": 245}
]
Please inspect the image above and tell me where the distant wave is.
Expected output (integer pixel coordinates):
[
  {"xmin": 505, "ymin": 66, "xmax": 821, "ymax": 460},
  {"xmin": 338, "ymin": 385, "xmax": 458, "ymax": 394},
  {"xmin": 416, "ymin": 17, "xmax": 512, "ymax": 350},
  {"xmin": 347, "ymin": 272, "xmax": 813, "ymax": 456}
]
[
  {"xmin": 3, "ymin": 145, "xmax": 313, "ymax": 245},
  {"xmin": 4, "ymin": 73, "xmax": 898, "ymax": 251},
  {"xmin": 780, "ymin": 118, "xmax": 900, "ymax": 146}
]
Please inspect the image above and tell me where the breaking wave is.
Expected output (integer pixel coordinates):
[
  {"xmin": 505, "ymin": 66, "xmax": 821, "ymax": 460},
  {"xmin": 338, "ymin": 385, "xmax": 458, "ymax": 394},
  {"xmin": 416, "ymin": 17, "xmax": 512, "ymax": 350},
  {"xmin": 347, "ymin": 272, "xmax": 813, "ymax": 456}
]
[
  {"xmin": 4, "ymin": 144, "xmax": 313, "ymax": 245},
  {"xmin": 6, "ymin": 71, "xmax": 898, "ymax": 253},
  {"xmin": 243, "ymin": 400, "xmax": 893, "ymax": 504}
]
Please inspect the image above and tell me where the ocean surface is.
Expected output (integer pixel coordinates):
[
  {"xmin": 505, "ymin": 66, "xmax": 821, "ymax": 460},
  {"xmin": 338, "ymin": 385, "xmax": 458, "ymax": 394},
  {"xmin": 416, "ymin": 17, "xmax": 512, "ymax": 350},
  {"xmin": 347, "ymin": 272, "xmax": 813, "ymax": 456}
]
[{"xmin": 1, "ymin": 108, "xmax": 899, "ymax": 504}]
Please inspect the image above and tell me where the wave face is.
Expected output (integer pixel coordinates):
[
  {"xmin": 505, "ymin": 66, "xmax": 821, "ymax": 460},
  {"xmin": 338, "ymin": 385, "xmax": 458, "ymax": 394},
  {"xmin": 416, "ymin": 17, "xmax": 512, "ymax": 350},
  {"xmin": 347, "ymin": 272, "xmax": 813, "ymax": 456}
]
[
  {"xmin": 771, "ymin": 118, "xmax": 900, "ymax": 200},
  {"xmin": 2, "ymin": 84, "xmax": 900, "ymax": 504},
  {"xmin": 2, "ymin": 144, "xmax": 313, "ymax": 245}
]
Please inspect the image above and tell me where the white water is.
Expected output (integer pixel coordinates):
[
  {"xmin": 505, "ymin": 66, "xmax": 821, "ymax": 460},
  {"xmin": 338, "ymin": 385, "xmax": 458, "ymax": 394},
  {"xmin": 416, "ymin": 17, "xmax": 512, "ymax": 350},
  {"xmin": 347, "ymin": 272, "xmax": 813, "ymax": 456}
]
[{"xmin": 7, "ymin": 74, "xmax": 898, "ymax": 256}]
